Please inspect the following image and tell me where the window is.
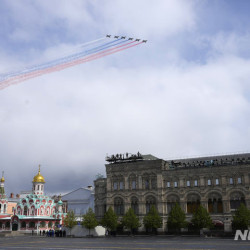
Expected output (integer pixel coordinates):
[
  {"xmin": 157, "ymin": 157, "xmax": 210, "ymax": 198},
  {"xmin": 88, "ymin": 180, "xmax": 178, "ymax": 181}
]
[
  {"xmin": 208, "ymin": 179, "xmax": 211, "ymax": 186},
  {"xmin": 229, "ymin": 178, "xmax": 233, "ymax": 185},
  {"xmin": 238, "ymin": 177, "xmax": 242, "ymax": 184},
  {"xmin": 167, "ymin": 182, "xmax": 170, "ymax": 188},
  {"xmin": 113, "ymin": 182, "xmax": 118, "ymax": 190},
  {"xmin": 187, "ymin": 180, "xmax": 190, "ymax": 187},
  {"xmin": 23, "ymin": 206, "xmax": 28, "ymax": 216},
  {"xmin": 145, "ymin": 180, "xmax": 150, "ymax": 189},
  {"xmin": 194, "ymin": 180, "xmax": 198, "ymax": 187},
  {"xmin": 146, "ymin": 196, "xmax": 156, "ymax": 214},
  {"xmin": 131, "ymin": 197, "xmax": 139, "ymax": 215},
  {"xmin": 174, "ymin": 181, "xmax": 178, "ymax": 188},
  {"xmin": 230, "ymin": 193, "xmax": 245, "ymax": 210},
  {"xmin": 119, "ymin": 181, "xmax": 124, "ymax": 190},
  {"xmin": 114, "ymin": 197, "xmax": 124, "ymax": 215},
  {"xmin": 132, "ymin": 180, "xmax": 136, "ymax": 190},
  {"xmin": 215, "ymin": 179, "xmax": 219, "ymax": 185}
]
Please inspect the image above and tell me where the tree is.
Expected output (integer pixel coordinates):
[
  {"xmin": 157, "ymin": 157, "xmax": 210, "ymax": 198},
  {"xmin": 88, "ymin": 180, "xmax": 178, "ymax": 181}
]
[
  {"xmin": 232, "ymin": 203, "xmax": 250, "ymax": 230},
  {"xmin": 81, "ymin": 208, "xmax": 99, "ymax": 236},
  {"xmin": 63, "ymin": 210, "xmax": 77, "ymax": 235},
  {"xmin": 143, "ymin": 205, "xmax": 162, "ymax": 233},
  {"xmin": 191, "ymin": 205, "xmax": 212, "ymax": 230},
  {"xmin": 167, "ymin": 203, "xmax": 186, "ymax": 233},
  {"xmin": 101, "ymin": 207, "xmax": 118, "ymax": 233},
  {"xmin": 121, "ymin": 208, "xmax": 141, "ymax": 235}
]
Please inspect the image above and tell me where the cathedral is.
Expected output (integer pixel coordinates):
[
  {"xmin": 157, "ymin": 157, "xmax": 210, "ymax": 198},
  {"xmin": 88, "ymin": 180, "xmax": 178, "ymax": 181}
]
[{"xmin": 0, "ymin": 167, "xmax": 66, "ymax": 233}]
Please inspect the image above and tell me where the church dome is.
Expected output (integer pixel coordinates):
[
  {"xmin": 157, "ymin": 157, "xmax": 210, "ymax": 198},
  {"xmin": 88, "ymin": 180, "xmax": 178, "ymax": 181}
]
[
  {"xmin": 1, "ymin": 172, "xmax": 4, "ymax": 183},
  {"xmin": 33, "ymin": 166, "xmax": 45, "ymax": 183}
]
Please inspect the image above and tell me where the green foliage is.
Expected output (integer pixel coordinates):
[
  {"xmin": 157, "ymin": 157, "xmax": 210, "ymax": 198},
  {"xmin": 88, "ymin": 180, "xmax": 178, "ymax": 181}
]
[
  {"xmin": 232, "ymin": 203, "xmax": 250, "ymax": 230},
  {"xmin": 101, "ymin": 207, "xmax": 118, "ymax": 231},
  {"xmin": 81, "ymin": 208, "xmax": 99, "ymax": 235},
  {"xmin": 64, "ymin": 210, "xmax": 77, "ymax": 234},
  {"xmin": 167, "ymin": 203, "xmax": 186, "ymax": 232},
  {"xmin": 143, "ymin": 205, "xmax": 162, "ymax": 231},
  {"xmin": 121, "ymin": 208, "xmax": 141, "ymax": 234},
  {"xmin": 191, "ymin": 205, "xmax": 212, "ymax": 230}
]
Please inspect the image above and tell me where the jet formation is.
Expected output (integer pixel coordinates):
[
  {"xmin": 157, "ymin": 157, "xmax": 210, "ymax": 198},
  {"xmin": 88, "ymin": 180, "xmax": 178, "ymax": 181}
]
[{"xmin": 106, "ymin": 35, "xmax": 147, "ymax": 43}]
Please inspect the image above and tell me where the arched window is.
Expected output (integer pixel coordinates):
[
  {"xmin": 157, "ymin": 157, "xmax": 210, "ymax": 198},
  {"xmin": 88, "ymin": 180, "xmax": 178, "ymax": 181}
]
[
  {"xmin": 167, "ymin": 195, "xmax": 180, "ymax": 213},
  {"xmin": 146, "ymin": 196, "xmax": 156, "ymax": 214},
  {"xmin": 3, "ymin": 204, "xmax": 6, "ymax": 213},
  {"xmin": 21, "ymin": 221, "xmax": 26, "ymax": 228},
  {"xmin": 5, "ymin": 221, "xmax": 10, "ymax": 229},
  {"xmin": 29, "ymin": 221, "xmax": 35, "ymax": 228},
  {"xmin": 187, "ymin": 194, "xmax": 200, "ymax": 214},
  {"xmin": 208, "ymin": 193, "xmax": 223, "ymax": 213},
  {"xmin": 114, "ymin": 197, "xmax": 124, "ymax": 215},
  {"xmin": 131, "ymin": 197, "xmax": 139, "ymax": 215},
  {"xmin": 23, "ymin": 206, "xmax": 28, "ymax": 216},
  {"xmin": 230, "ymin": 192, "xmax": 245, "ymax": 210}
]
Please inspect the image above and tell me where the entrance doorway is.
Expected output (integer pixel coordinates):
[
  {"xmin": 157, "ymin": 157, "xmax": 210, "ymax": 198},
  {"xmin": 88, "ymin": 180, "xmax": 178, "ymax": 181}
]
[{"xmin": 12, "ymin": 223, "xmax": 18, "ymax": 231}]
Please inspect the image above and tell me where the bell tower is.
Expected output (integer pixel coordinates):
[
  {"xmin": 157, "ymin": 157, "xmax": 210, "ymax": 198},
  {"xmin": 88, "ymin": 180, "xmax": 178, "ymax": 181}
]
[{"xmin": 32, "ymin": 165, "xmax": 45, "ymax": 196}]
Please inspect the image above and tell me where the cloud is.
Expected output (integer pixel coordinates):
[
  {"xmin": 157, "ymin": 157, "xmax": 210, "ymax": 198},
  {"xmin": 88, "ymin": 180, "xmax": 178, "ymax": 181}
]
[{"xmin": 1, "ymin": 0, "xmax": 250, "ymax": 195}]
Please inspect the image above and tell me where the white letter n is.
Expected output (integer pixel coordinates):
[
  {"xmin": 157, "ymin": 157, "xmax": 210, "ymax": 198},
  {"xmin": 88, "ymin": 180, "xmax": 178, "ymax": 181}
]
[{"xmin": 234, "ymin": 230, "xmax": 248, "ymax": 240}]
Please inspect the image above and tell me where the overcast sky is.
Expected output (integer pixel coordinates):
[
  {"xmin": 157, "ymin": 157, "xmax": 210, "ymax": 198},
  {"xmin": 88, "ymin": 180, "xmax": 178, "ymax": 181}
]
[{"xmin": 1, "ymin": 0, "xmax": 250, "ymax": 195}]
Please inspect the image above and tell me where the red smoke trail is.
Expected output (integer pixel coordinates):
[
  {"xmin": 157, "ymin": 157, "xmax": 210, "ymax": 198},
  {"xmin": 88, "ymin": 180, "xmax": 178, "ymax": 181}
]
[{"xmin": 0, "ymin": 41, "xmax": 142, "ymax": 90}]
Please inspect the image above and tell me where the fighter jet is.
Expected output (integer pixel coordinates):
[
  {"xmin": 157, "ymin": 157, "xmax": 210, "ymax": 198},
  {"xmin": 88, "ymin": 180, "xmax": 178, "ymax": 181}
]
[
  {"xmin": 128, "ymin": 38, "xmax": 133, "ymax": 40},
  {"xmin": 121, "ymin": 36, "xmax": 126, "ymax": 39},
  {"xmin": 106, "ymin": 35, "xmax": 111, "ymax": 38},
  {"xmin": 135, "ymin": 39, "xmax": 140, "ymax": 42},
  {"xmin": 142, "ymin": 40, "xmax": 147, "ymax": 43},
  {"xmin": 114, "ymin": 35, "xmax": 119, "ymax": 38}
]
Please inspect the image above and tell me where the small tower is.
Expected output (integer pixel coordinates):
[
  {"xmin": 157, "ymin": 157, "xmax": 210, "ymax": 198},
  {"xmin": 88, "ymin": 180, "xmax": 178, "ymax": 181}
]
[
  {"xmin": 57, "ymin": 194, "xmax": 63, "ymax": 213},
  {"xmin": 0, "ymin": 171, "xmax": 5, "ymax": 196},
  {"xmin": 0, "ymin": 171, "xmax": 8, "ymax": 214},
  {"xmin": 32, "ymin": 165, "xmax": 45, "ymax": 196}
]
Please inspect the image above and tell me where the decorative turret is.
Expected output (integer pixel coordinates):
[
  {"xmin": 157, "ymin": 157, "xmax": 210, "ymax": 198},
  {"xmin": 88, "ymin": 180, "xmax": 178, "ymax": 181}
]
[
  {"xmin": 0, "ymin": 171, "xmax": 8, "ymax": 214},
  {"xmin": 32, "ymin": 165, "xmax": 45, "ymax": 196},
  {"xmin": 57, "ymin": 194, "xmax": 63, "ymax": 213},
  {"xmin": 0, "ymin": 171, "xmax": 5, "ymax": 196}
]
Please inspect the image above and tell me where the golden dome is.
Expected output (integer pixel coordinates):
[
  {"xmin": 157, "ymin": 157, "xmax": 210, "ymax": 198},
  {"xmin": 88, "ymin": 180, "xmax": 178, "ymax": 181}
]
[
  {"xmin": 33, "ymin": 166, "xmax": 45, "ymax": 183},
  {"xmin": 1, "ymin": 171, "xmax": 4, "ymax": 183}
]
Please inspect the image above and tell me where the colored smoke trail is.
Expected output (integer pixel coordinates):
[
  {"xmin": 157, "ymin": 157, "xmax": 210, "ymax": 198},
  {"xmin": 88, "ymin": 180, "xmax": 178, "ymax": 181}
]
[{"xmin": 0, "ymin": 38, "xmax": 144, "ymax": 90}]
